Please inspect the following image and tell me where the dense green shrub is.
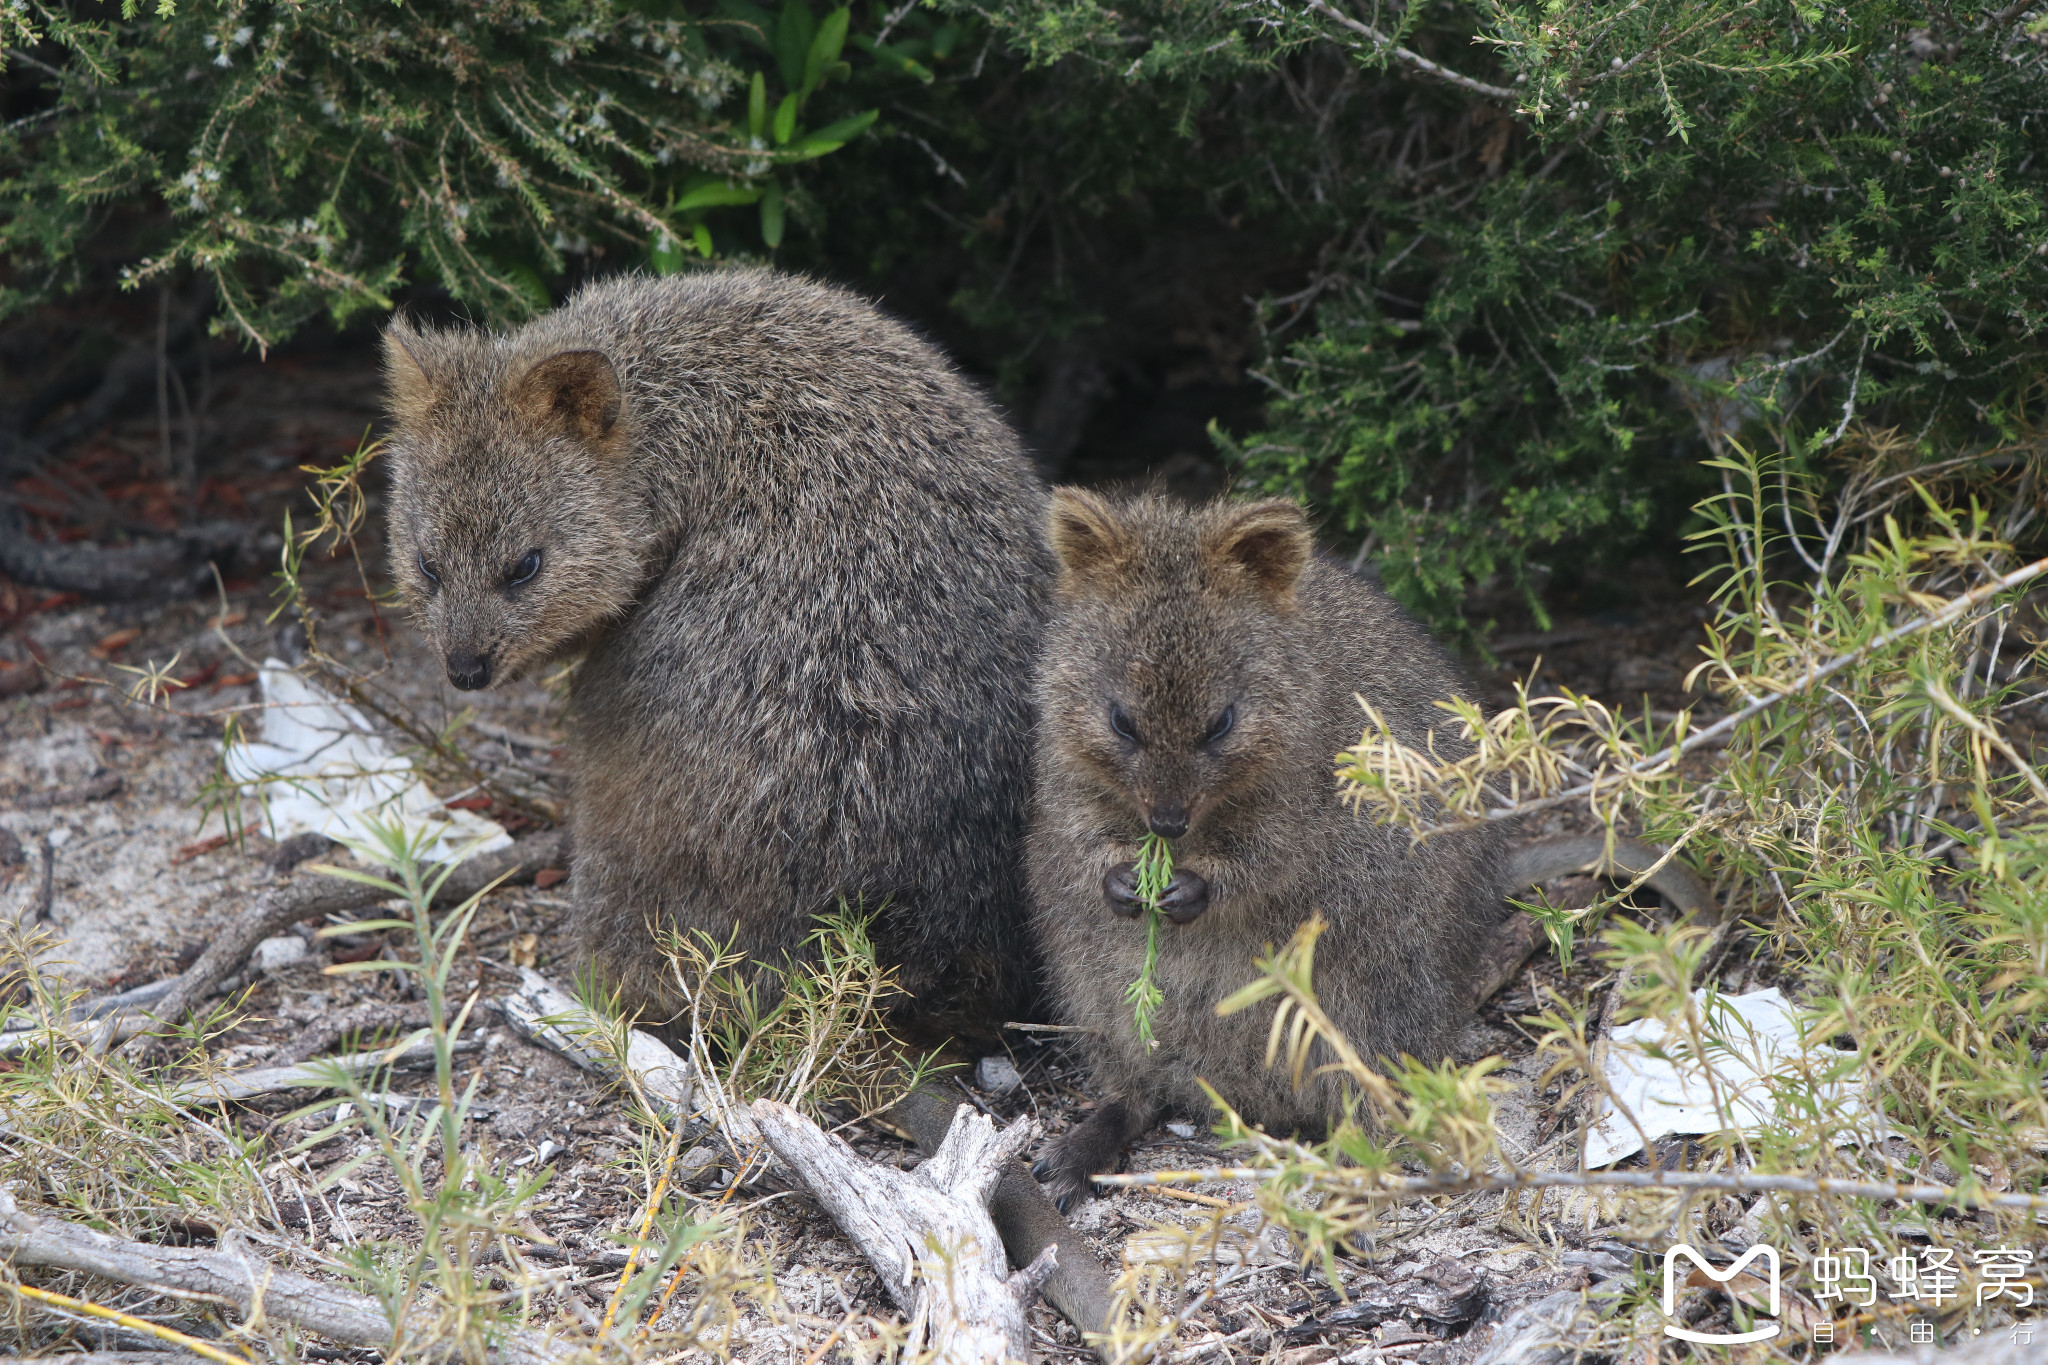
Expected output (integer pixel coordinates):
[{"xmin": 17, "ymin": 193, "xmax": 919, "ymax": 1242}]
[
  {"xmin": 946, "ymin": 0, "xmax": 2048, "ymax": 628},
  {"xmin": 7, "ymin": 1, "xmax": 2045, "ymax": 629},
  {"xmin": 0, "ymin": 0, "xmax": 901, "ymax": 347}
]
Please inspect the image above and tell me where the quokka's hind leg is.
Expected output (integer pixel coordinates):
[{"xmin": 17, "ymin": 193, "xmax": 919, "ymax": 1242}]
[
  {"xmin": 1031, "ymin": 1097, "xmax": 1159, "ymax": 1214},
  {"xmin": 890, "ymin": 1084, "xmax": 1121, "ymax": 1358}
]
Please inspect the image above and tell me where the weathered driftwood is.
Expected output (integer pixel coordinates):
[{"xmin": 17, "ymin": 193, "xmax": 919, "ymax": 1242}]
[
  {"xmin": 0, "ymin": 1189, "xmax": 569, "ymax": 1365},
  {"xmin": 752, "ymin": 1099, "xmax": 1056, "ymax": 1365}
]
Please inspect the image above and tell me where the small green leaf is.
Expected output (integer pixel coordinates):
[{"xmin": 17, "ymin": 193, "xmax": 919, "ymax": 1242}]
[
  {"xmin": 692, "ymin": 222, "xmax": 714, "ymax": 257},
  {"xmin": 673, "ymin": 179, "xmax": 763, "ymax": 211},
  {"xmin": 772, "ymin": 92, "xmax": 798, "ymax": 144},
  {"xmin": 773, "ymin": 0, "xmax": 814, "ymax": 92},
  {"xmin": 848, "ymin": 33, "xmax": 934, "ymax": 83},
  {"xmin": 798, "ymin": 108, "xmax": 877, "ymax": 148},
  {"xmin": 303, "ymin": 864, "xmax": 406, "ymax": 896},
  {"xmin": 760, "ymin": 184, "xmax": 785, "ymax": 248},
  {"xmin": 315, "ymin": 918, "xmax": 411, "ymax": 937},
  {"xmin": 747, "ymin": 70, "xmax": 766, "ymax": 141},
  {"xmin": 650, "ymin": 231, "xmax": 688, "ymax": 275},
  {"xmin": 802, "ymin": 8, "xmax": 849, "ymax": 97}
]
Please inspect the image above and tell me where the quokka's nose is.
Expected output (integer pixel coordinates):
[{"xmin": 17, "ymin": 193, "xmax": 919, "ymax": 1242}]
[
  {"xmin": 1146, "ymin": 805, "xmax": 1189, "ymax": 839},
  {"xmin": 447, "ymin": 652, "xmax": 493, "ymax": 691}
]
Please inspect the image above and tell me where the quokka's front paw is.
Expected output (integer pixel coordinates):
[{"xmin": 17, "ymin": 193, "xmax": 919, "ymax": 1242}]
[
  {"xmin": 1157, "ymin": 869, "xmax": 1209, "ymax": 923},
  {"xmin": 1103, "ymin": 861, "xmax": 1144, "ymax": 918},
  {"xmin": 1032, "ymin": 1101, "xmax": 1136, "ymax": 1213},
  {"xmin": 1103, "ymin": 863, "xmax": 1210, "ymax": 922}
]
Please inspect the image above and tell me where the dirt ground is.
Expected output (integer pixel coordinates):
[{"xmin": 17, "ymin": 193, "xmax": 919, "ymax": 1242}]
[{"xmin": 0, "ymin": 343, "xmax": 1751, "ymax": 1363}]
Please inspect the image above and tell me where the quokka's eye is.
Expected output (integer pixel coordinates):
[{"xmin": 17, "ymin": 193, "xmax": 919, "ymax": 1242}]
[
  {"xmin": 1109, "ymin": 703, "xmax": 1139, "ymax": 744},
  {"xmin": 1204, "ymin": 705, "xmax": 1236, "ymax": 745},
  {"xmin": 417, "ymin": 552, "xmax": 441, "ymax": 588},
  {"xmin": 508, "ymin": 548, "xmax": 543, "ymax": 587}
]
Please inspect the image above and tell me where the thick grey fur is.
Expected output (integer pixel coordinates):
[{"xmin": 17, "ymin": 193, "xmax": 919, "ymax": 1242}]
[{"xmin": 378, "ymin": 269, "xmax": 1052, "ymax": 1034}]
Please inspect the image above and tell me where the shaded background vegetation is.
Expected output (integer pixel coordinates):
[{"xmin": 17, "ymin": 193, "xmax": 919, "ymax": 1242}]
[{"xmin": 4, "ymin": 0, "xmax": 2047, "ymax": 636}]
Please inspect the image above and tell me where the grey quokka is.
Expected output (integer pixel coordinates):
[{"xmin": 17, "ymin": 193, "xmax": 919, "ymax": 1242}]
[
  {"xmin": 379, "ymin": 268, "xmax": 1052, "ymax": 1036},
  {"xmin": 382, "ymin": 270, "xmax": 1134, "ymax": 1348},
  {"xmin": 1026, "ymin": 490, "xmax": 1511, "ymax": 1210}
]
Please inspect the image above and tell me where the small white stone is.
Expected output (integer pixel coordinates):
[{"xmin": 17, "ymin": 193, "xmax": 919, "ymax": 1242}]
[
  {"xmin": 975, "ymin": 1055, "xmax": 1022, "ymax": 1095},
  {"xmin": 1165, "ymin": 1122, "xmax": 1198, "ymax": 1139},
  {"xmin": 251, "ymin": 935, "xmax": 308, "ymax": 972}
]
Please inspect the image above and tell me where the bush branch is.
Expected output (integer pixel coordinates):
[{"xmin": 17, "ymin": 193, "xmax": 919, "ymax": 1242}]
[
  {"xmin": 1299, "ymin": 0, "xmax": 1520, "ymax": 100},
  {"xmin": 1476, "ymin": 554, "xmax": 2048, "ymax": 823}
]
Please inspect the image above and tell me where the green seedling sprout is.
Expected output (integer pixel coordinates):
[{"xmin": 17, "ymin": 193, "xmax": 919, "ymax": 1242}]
[{"xmin": 1126, "ymin": 832, "xmax": 1173, "ymax": 1049}]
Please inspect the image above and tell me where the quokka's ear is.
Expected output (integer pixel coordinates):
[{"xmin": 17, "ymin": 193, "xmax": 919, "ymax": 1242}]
[
  {"xmin": 1048, "ymin": 487, "xmax": 1137, "ymax": 590},
  {"xmin": 382, "ymin": 315, "xmax": 441, "ymax": 427},
  {"xmin": 1199, "ymin": 498, "xmax": 1312, "ymax": 606},
  {"xmin": 510, "ymin": 349, "xmax": 625, "ymax": 450}
]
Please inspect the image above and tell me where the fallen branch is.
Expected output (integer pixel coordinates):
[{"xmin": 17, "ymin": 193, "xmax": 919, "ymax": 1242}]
[
  {"xmin": 498, "ymin": 968, "xmax": 693, "ymax": 1119},
  {"xmin": 1099, "ymin": 1159, "xmax": 2048, "ymax": 1216},
  {"xmin": 0, "ymin": 1188, "xmax": 570, "ymax": 1365},
  {"xmin": 109, "ymin": 829, "xmax": 567, "ymax": 1050},
  {"xmin": 751, "ymin": 1099, "xmax": 1055, "ymax": 1365},
  {"xmin": 168, "ymin": 1037, "xmax": 480, "ymax": 1105},
  {"xmin": 0, "ymin": 499, "xmax": 256, "ymax": 603},
  {"xmin": 0, "ymin": 1354, "xmax": 212, "ymax": 1365},
  {"xmin": 5, "ymin": 772, "xmax": 122, "ymax": 812},
  {"xmin": 272, "ymin": 1000, "xmax": 429, "ymax": 1067}
]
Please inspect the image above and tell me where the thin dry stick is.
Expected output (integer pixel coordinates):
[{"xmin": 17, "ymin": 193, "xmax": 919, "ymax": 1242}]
[
  {"xmin": 1472, "ymin": 554, "xmax": 2048, "ymax": 824},
  {"xmin": 598, "ymin": 1107, "xmax": 686, "ymax": 1335},
  {"xmin": 10, "ymin": 1282, "xmax": 252, "ymax": 1365}
]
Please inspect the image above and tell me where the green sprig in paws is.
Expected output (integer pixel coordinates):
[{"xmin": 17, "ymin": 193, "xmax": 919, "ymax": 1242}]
[{"xmin": 1126, "ymin": 832, "xmax": 1174, "ymax": 1050}]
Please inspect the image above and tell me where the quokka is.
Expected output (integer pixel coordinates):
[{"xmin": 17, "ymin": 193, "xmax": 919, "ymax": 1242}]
[
  {"xmin": 379, "ymin": 268, "xmax": 1052, "ymax": 1036},
  {"xmin": 1026, "ymin": 489, "xmax": 1711, "ymax": 1209}
]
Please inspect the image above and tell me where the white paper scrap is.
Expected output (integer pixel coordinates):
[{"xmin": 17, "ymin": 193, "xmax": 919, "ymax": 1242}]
[
  {"xmin": 1583, "ymin": 987, "xmax": 1888, "ymax": 1168},
  {"xmin": 223, "ymin": 658, "xmax": 510, "ymax": 862}
]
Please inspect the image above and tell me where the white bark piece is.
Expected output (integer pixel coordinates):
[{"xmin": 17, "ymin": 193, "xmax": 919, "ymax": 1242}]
[
  {"xmin": 751, "ymin": 1098, "xmax": 1052, "ymax": 1365},
  {"xmin": 499, "ymin": 967, "xmax": 693, "ymax": 1117},
  {"xmin": 1586, "ymin": 987, "xmax": 1890, "ymax": 1166},
  {"xmin": 223, "ymin": 659, "xmax": 511, "ymax": 860}
]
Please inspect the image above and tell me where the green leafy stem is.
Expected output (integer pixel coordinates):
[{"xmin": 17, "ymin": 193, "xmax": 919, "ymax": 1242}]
[{"xmin": 1126, "ymin": 832, "xmax": 1174, "ymax": 1049}]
